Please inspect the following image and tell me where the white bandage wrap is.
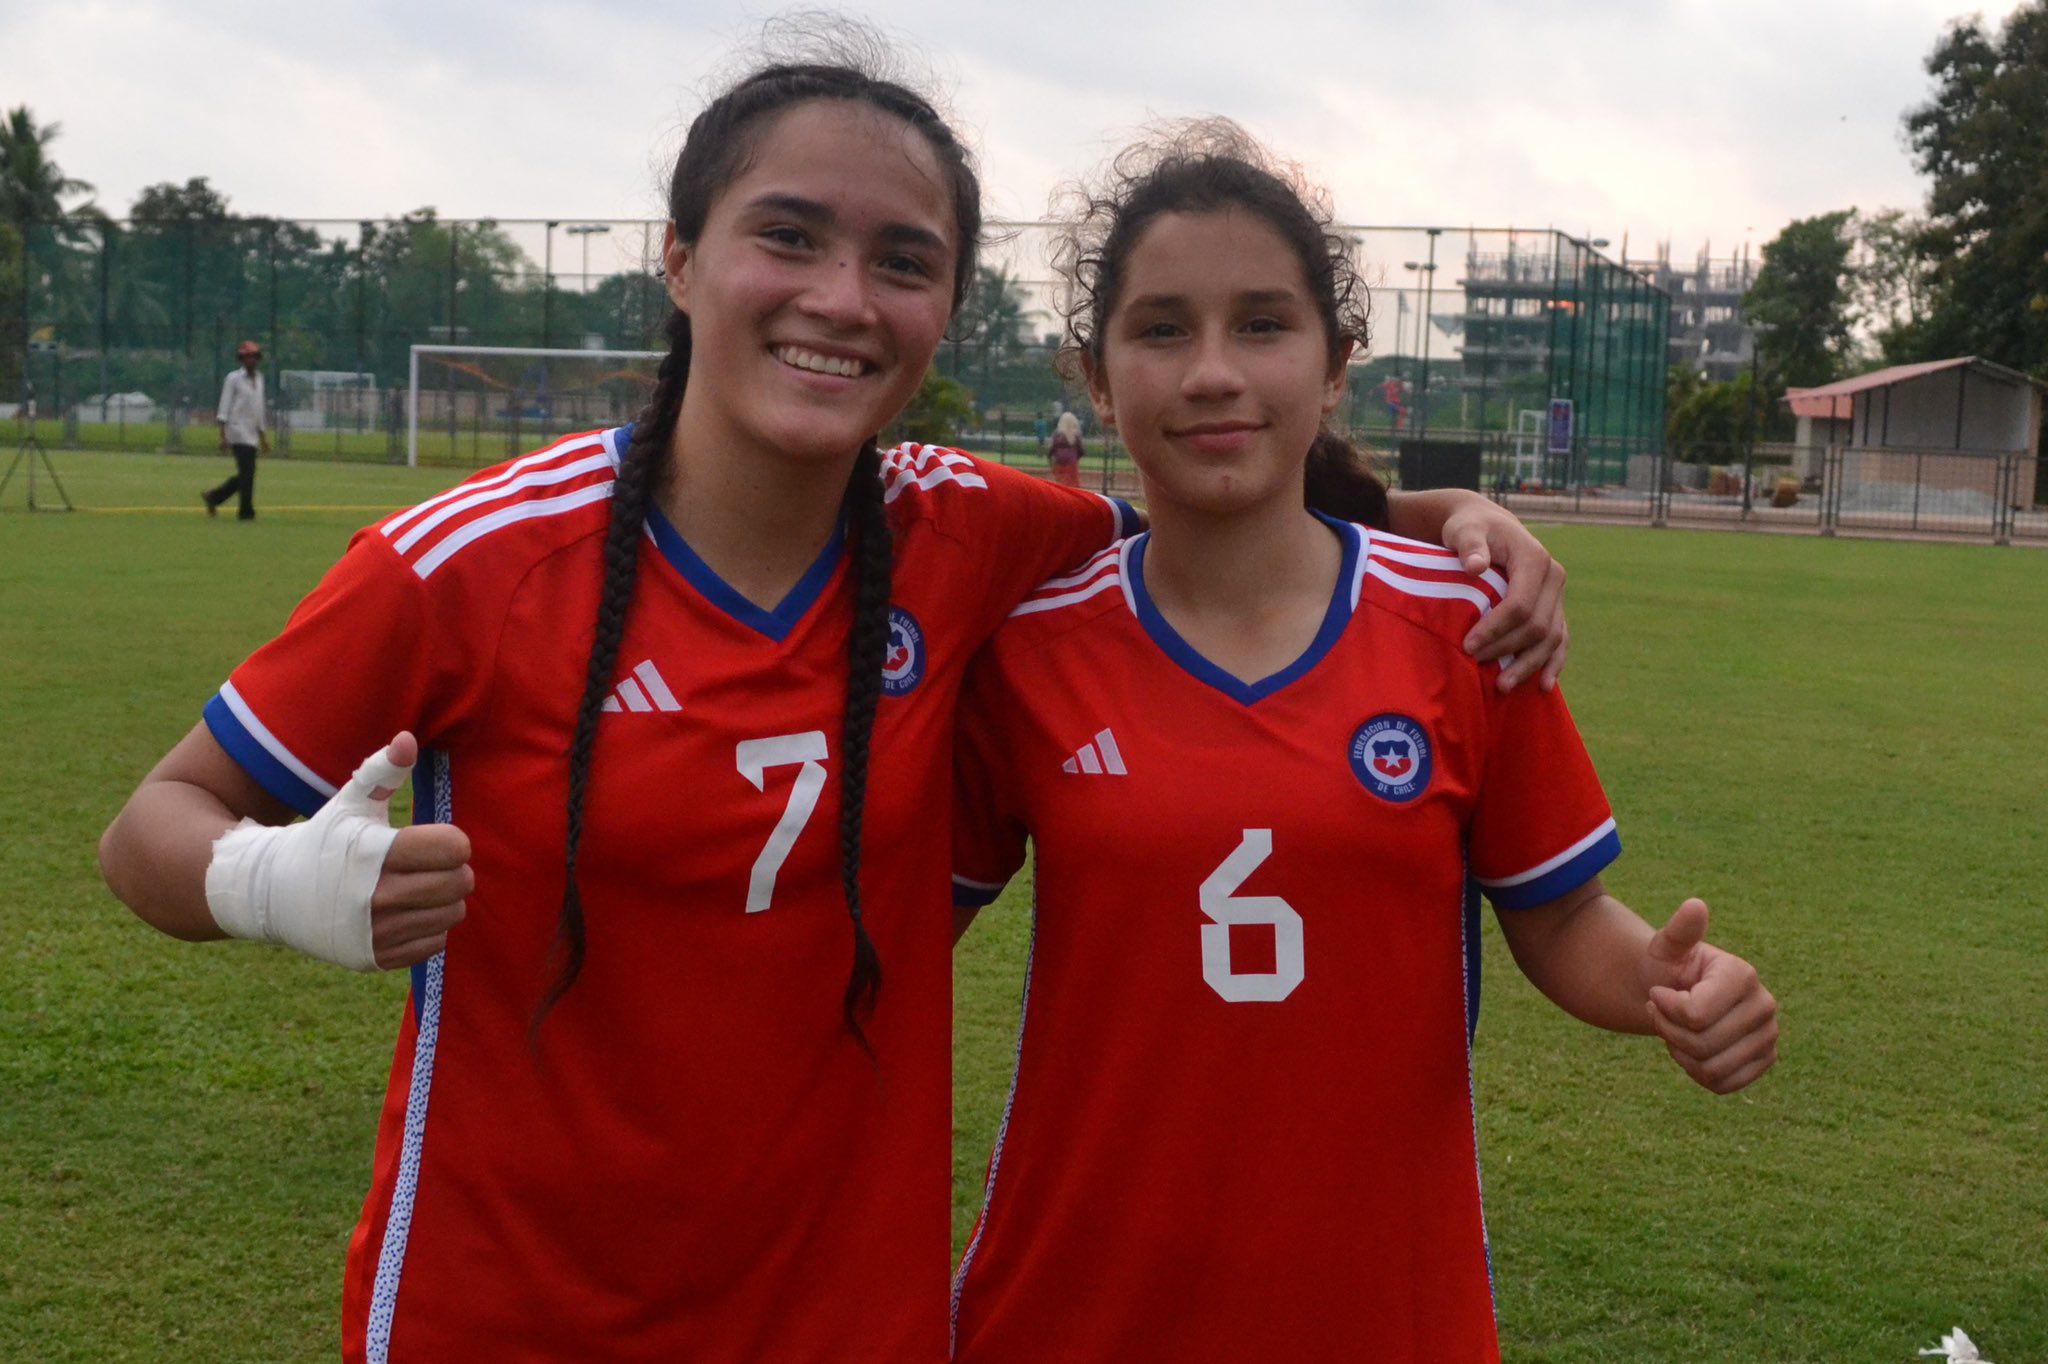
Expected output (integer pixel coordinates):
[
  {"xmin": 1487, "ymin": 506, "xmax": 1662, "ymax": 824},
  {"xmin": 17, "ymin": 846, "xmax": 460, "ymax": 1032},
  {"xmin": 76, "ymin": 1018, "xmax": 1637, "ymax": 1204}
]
[{"xmin": 204, "ymin": 747, "xmax": 410, "ymax": 972}]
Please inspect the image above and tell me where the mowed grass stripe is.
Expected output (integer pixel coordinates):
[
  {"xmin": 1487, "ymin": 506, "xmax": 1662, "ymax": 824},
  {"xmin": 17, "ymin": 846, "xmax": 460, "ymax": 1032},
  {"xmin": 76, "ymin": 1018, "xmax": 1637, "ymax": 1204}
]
[{"xmin": 5, "ymin": 459, "xmax": 2044, "ymax": 1360}]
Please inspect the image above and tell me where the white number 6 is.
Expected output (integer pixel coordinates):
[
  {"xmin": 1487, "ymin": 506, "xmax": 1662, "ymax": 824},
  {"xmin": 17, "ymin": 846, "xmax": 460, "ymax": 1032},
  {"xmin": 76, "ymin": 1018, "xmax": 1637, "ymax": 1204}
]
[
  {"xmin": 1199, "ymin": 828, "xmax": 1304, "ymax": 1002},
  {"xmin": 735, "ymin": 731, "xmax": 829, "ymax": 914}
]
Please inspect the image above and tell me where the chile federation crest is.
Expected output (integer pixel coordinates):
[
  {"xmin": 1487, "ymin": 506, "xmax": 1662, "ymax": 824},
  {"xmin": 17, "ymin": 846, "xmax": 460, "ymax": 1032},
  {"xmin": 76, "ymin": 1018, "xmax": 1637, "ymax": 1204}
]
[
  {"xmin": 1349, "ymin": 713, "xmax": 1432, "ymax": 803},
  {"xmin": 882, "ymin": 606, "xmax": 926, "ymax": 697}
]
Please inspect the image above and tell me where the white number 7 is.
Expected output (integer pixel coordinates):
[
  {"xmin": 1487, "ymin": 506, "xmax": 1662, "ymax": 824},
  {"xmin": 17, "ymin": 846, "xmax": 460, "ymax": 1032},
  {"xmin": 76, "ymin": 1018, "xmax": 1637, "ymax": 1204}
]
[
  {"xmin": 1199, "ymin": 829, "xmax": 1305, "ymax": 1002},
  {"xmin": 735, "ymin": 731, "xmax": 829, "ymax": 914}
]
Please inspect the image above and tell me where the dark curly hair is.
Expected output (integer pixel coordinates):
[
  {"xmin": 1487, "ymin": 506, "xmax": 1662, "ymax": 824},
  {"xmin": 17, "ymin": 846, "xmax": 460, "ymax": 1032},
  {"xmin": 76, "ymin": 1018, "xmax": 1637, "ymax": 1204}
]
[{"xmin": 1051, "ymin": 119, "xmax": 1388, "ymax": 527}]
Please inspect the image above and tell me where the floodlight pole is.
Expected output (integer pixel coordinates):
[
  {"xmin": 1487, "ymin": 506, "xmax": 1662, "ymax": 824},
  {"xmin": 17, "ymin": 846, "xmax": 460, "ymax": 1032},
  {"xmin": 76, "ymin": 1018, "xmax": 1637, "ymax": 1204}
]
[
  {"xmin": 1418, "ymin": 230, "xmax": 1440, "ymax": 438},
  {"xmin": 543, "ymin": 221, "xmax": 559, "ymax": 348},
  {"xmin": 567, "ymin": 224, "xmax": 610, "ymax": 297}
]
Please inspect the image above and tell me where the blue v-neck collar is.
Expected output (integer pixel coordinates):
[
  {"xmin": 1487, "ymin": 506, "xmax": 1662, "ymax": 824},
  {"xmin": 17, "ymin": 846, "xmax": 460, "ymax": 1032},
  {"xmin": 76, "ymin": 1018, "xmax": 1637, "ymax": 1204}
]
[
  {"xmin": 608, "ymin": 423, "xmax": 847, "ymax": 642},
  {"xmin": 1125, "ymin": 510, "xmax": 1361, "ymax": 704}
]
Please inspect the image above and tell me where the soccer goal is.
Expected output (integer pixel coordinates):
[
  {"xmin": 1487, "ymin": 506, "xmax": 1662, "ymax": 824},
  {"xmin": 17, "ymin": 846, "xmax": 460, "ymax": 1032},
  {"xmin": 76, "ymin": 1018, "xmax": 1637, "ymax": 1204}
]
[{"xmin": 406, "ymin": 344, "xmax": 667, "ymax": 468}]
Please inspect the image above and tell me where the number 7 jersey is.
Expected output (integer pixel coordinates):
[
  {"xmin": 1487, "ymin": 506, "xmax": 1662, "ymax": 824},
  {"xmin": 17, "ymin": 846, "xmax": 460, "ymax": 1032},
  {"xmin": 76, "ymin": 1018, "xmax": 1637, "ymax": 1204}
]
[
  {"xmin": 950, "ymin": 516, "xmax": 1620, "ymax": 1362},
  {"xmin": 202, "ymin": 427, "xmax": 1134, "ymax": 1363}
]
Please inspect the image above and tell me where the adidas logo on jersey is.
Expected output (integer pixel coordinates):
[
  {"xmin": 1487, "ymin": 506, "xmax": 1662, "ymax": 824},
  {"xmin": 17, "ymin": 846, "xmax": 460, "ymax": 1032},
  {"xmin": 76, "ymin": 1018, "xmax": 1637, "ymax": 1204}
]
[
  {"xmin": 1061, "ymin": 728, "xmax": 1127, "ymax": 776},
  {"xmin": 600, "ymin": 659, "xmax": 681, "ymax": 713}
]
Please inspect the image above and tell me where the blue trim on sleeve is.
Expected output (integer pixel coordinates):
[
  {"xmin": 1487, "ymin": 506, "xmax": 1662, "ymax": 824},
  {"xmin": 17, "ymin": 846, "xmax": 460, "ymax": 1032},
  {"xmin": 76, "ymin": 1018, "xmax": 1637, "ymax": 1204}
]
[
  {"xmin": 952, "ymin": 878, "xmax": 1005, "ymax": 908},
  {"xmin": 1485, "ymin": 826, "xmax": 1623, "ymax": 911},
  {"xmin": 202, "ymin": 692, "xmax": 328, "ymax": 817},
  {"xmin": 1110, "ymin": 497, "xmax": 1142, "ymax": 539},
  {"xmin": 1126, "ymin": 513, "xmax": 1360, "ymax": 705},
  {"xmin": 644, "ymin": 499, "xmax": 845, "ymax": 642}
]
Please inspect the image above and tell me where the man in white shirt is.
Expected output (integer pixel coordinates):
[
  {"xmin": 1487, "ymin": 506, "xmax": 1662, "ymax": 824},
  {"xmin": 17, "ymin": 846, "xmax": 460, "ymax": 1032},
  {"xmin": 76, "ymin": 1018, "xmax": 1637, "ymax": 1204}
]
[{"xmin": 204, "ymin": 340, "xmax": 268, "ymax": 519}]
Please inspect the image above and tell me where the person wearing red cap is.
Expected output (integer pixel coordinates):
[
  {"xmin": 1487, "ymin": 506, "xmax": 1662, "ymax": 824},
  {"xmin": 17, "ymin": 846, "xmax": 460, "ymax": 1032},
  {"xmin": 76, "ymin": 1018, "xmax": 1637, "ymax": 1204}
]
[{"xmin": 205, "ymin": 340, "xmax": 268, "ymax": 519}]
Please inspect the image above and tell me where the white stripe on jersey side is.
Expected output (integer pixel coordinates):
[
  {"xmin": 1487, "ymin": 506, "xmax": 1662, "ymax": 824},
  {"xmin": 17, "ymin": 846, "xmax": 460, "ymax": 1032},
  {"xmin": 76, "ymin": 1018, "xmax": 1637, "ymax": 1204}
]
[
  {"xmin": 366, "ymin": 752, "xmax": 454, "ymax": 1364},
  {"xmin": 381, "ymin": 430, "xmax": 602, "ymax": 538},
  {"xmin": 1008, "ymin": 563, "xmax": 1123, "ymax": 618},
  {"xmin": 1117, "ymin": 536, "xmax": 1140, "ymax": 616},
  {"xmin": 366, "ymin": 949, "xmax": 442, "ymax": 1363},
  {"xmin": 951, "ymin": 895, "xmax": 1042, "ymax": 1354},
  {"xmin": 391, "ymin": 451, "xmax": 614, "ymax": 554},
  {"xmin": 410, "ymin": 480, "xmax": 617, "ymax": 579},
  {"xmin": 1368, "ymin": 540, "xmax": 1509, "ymax": 599},
  {"xmin": 1477, "ymin": 815, "xmax": 1617, "ymax": 889},
  {"xmin": 217, "ymin": 681, "xmax": 340, "ymax": 800},
  {"xmin": 1460, "ymin": 852, "xmax": 1501, "ymax": 1318},
  {"xmin": 1363, "ymin": 559, "xmax": 1498, "ymax": 614}
]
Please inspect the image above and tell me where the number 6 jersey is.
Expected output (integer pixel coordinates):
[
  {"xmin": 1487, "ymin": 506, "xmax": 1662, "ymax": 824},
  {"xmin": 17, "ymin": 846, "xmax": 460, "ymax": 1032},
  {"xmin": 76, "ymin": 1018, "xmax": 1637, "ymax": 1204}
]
[
  {"xmin": 950, "ymin": 515, "xmax": 1620, "ymax": 1363},
  {"xmin": 203, "ymin": 426, "xmax": 1134, "ymax": 1363}
]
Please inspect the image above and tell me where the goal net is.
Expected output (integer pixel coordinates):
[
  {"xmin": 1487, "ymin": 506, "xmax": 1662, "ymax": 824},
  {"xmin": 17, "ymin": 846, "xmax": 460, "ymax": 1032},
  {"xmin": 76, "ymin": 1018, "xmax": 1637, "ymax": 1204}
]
[{"xmin": 406, "ymin": 344, "xmax": 666, "ymax": 468}]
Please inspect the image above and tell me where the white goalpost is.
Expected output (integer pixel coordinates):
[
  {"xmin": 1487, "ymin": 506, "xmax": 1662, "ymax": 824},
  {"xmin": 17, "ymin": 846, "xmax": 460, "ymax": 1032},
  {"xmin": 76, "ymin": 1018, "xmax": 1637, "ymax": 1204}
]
[{"xmin": 407, "ymin": 344, "xmax": 666, "ymax": 468}]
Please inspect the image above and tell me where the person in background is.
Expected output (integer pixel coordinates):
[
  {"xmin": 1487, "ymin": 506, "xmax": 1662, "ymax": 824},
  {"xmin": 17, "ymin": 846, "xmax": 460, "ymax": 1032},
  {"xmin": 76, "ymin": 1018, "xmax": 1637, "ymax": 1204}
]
[
  {"xmin": 1046, "ymin": 409, "xmax": 1085, "ymax": 487},
  {"xmin": 205, "ymin": 340, "xmax": 268, "ymax": 519}
]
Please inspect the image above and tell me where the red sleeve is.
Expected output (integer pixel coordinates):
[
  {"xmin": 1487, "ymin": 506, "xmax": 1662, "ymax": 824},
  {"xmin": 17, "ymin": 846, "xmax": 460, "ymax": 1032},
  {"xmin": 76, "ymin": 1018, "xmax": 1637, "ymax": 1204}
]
[
  {"xmin": 201, "ymin": 528, "xmax": 495, "ymax": 815},
  {"xmin": 1468, "ymin": 683, "xmax": 1620, "ymax": 910},
  {"xmin": 951, "ymin": 643, "xmax": 1029, "ymax": 908},
  {"xmin": 937, "ymin": 452, "xmax": 1136, "ymax": 626}
]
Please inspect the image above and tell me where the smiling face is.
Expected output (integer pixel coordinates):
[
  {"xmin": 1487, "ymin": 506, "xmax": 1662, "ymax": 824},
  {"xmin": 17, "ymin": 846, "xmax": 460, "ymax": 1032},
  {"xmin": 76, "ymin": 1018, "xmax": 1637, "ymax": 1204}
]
[
  {"xmin": 1086, "ymin": 208, "xmax": 1347, "ymax": 520},
  {"xmin": 664, "ymin": 99, "xmax": 959, "ymax": 471}
]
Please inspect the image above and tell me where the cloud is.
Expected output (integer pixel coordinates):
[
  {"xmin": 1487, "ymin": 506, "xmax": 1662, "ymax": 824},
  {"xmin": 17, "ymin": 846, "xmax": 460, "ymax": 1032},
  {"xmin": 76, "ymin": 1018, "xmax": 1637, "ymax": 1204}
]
[{"xmin": 1, "ymin": 0, "xmax": 2032, "ymax": 260}]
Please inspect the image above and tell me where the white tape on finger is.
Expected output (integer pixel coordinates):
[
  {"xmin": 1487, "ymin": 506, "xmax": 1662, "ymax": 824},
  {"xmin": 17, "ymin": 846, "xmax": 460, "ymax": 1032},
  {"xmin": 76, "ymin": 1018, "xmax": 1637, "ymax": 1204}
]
[{"xmin": 205, "ymin": 750, "xmax": 410, "ymax": 971}]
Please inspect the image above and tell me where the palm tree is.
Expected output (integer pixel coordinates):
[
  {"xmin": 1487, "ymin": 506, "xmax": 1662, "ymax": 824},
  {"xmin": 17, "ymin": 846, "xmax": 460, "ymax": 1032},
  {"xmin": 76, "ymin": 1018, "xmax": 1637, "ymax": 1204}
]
[{"xmin": 0, "ymin": 106, "xmax": 94, "ymax": 226}]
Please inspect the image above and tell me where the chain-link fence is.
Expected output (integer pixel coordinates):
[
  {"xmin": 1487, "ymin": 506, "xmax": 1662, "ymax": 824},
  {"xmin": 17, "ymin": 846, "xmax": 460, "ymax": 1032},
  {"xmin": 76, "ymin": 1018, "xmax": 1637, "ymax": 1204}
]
[
  {"xmin": 3, "ymin": 217, "xmax": 1664, "ymax": 467},
  {"xmin": 1455, "ymin": 440, "xmax": 2046, "ymax": 545}
]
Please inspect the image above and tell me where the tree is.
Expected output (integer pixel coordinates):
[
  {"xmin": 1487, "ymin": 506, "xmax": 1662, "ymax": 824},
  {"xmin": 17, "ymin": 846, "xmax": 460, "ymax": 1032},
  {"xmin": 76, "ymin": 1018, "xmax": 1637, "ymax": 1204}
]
[
  {"xmin": 1854, "ymin": 209, "xmax": 1937, "ymax": 365},
  {"xmin": 1742, "ymin": 210, "xmax": 1858, "ymax": 390},
  {"xmin": 1903, "ymin": 2, "xmax": 2048, "ymax": 373},
  {"xmin": 0, "ymin": 106, "xmax": 93, "ymax": 225},
  {"xmin": 1665, "ymin": 370, "xmax": 1764, "ymax": 460},
  {"xmin": 897, "ymin": 365, "xmax": 974, "ymax": 446},
  {"xmin": 946, "ymin": 265, "xmax": 1036, "ymax": 408}
]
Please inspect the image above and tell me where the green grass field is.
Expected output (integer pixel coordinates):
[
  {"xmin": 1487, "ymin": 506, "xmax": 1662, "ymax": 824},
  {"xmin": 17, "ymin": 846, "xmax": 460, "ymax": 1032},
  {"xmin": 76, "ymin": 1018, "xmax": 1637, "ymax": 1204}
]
[{"xmin": 4, "ymin": 450, "xmax": 2044, "ymax": 1360}]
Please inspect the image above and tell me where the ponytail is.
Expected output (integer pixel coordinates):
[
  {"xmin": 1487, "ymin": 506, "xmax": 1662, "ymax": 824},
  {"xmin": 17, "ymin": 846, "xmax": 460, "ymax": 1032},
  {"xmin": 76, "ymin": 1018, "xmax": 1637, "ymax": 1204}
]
[{"xmin": 1303, "ymin": 430, "xmax": 1390, "ymax": 530}]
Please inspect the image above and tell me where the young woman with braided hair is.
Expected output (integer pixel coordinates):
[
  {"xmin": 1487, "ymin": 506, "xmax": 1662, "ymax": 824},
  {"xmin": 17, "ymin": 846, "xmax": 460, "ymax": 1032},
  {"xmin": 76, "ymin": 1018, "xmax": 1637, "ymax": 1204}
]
[{"xmin": 99, "ymin": 44, "xmax": 1572, "ymax": 1364}]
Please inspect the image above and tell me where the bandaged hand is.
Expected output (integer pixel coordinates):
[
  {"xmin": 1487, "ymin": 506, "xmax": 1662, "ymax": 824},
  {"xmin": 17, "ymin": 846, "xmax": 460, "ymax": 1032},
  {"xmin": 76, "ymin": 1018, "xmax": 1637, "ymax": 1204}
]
[{"xmin": 204, "ymin": 733, "xmax": 472, "ymax": 971}]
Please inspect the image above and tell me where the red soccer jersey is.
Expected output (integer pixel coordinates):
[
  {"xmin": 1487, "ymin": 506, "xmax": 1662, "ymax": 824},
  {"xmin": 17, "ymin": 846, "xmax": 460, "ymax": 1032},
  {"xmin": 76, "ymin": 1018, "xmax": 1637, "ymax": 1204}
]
[
  {"xmin": 203, "ymin": 427, "xmax": 1134, "ymax": 1363},
  {"xmin": 950, "ymin": 515, "xmax": 1620, "ymax": 1362}
]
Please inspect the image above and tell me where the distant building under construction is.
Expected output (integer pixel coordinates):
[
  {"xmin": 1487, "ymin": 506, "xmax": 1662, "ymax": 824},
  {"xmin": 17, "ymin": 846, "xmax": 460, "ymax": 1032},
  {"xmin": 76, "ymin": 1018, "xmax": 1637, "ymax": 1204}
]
[{"xmin": 1622, "ymin": 245, "xmax": 1760, "ymax": 382}]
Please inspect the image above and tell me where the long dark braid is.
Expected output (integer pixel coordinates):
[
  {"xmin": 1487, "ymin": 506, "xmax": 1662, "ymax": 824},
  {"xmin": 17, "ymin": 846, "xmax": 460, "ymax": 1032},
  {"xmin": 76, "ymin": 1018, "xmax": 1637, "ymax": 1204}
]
[
  {"xmin": 534, "ymin": 50, "xmax": 981, "ymax": 1035},
  {"xmin": 837, "ymin": 441, "xmax": 893, "ymax": 1041},
  {"xmin": 537, "ymin": 310, "xmax": 690, "ymax": 1027}
]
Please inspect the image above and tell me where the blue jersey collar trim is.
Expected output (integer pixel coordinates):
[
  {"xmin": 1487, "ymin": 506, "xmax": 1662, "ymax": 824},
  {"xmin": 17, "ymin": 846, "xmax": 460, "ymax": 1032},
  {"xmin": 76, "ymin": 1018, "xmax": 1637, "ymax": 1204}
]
[
  {"xmin": 643, "ymin": 500, "xmax": 845, "ymax": 642},
  {"xmin": 609, "ymin": 423, "xmax": 847, "ymax": 640},
  {"xmin": 1126, "ymin": 511, "xmax": 1361, "ymax": 705}
]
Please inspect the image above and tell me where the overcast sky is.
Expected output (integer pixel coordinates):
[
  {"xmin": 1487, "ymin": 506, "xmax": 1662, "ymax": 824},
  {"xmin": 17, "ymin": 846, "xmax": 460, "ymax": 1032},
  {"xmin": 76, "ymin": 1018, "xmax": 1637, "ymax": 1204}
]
[{"xmin": 1, "ymin": 0, "xmax": 2028, "ymax": 265}]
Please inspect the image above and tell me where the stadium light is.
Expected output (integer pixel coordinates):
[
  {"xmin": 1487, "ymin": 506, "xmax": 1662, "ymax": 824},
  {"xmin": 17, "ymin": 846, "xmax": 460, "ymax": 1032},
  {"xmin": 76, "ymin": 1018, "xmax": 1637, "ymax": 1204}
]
[
  {"xmin": 566, "ymin": 224, "xmax": 611, "ymax": 297},
  {"xmin": 543, "ymin": 221, "xmax": 560, "ymax": 348},
  {"xmin": 1405, "ymin": 237, "xmax": 1440, "ymax": 435}
]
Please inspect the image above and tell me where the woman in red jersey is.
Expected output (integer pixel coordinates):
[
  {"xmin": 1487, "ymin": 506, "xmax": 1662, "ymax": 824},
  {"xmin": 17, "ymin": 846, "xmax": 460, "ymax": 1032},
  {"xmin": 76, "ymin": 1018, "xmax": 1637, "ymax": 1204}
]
[
  {"xmin": 98, "ymin": 34, "xmax": 1569, "ymax": 1364},
  {"xmin": 949, "ymin": 124, "xmax": 1780, "ymax": 1363}
]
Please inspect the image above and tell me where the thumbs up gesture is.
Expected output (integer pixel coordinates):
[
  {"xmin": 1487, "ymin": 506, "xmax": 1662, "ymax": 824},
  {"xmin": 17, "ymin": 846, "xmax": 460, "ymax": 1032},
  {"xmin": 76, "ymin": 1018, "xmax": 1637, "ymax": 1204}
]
[
  {"xmin": 1639, "ymin": 898, "xmax": 1779, "ymax": 1094},
  {"xmin": 205, "ymin": 732, "xmax": 472, "ymax": 972}
]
